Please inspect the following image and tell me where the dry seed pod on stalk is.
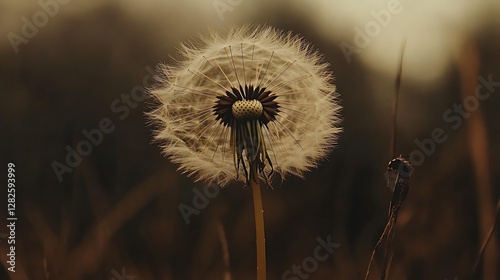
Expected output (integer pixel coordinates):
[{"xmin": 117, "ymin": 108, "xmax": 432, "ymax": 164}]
[
  {"xmin": 148, "ymin": 25, "xmax": 342, "ymax": 280},
  {"xmin": 148, "ymin": 25, "xmax": 342, "ymax": 186}
]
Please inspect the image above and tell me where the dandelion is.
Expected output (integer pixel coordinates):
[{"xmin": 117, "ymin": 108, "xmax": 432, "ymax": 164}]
[
  {"xmin": 148, "ymin": 25, "xmax": 342, "ymax": 280},
  {"xmin": 149, "ymin": 25, "xmax": 341, "ymax": 186}
]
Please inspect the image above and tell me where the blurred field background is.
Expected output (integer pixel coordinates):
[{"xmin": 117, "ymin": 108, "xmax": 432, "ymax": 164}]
[{"xmin": 1, "ymin": 0, "xmax": 499, "ymax": 279}]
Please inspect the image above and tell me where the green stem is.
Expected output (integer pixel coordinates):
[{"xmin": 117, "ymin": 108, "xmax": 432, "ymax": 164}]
[{"xmin": 251, "ymin": 162, "xmax": 266, "ymax": 280}]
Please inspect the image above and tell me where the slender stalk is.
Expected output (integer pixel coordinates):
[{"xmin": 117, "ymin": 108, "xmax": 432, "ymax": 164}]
[
  {"xmin": 251, "ymin": 162, "xmax": 266, "ymax": 280},
  {"xmin": 217, "ymin": 221, "xmax": 232, "ymax": 280},
  {"xmin": 472, "ymin": 199, "xmax": 500, "ymax": 272}
]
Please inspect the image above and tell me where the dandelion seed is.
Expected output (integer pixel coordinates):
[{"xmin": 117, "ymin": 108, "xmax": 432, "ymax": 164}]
[{"xmin": 148, "ymin": 25, "xmax": 342, "ymax": 186}]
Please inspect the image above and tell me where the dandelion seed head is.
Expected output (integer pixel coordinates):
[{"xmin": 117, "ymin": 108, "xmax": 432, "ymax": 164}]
[{"xmin": 149, "ymin": 25, "xmax": 342, "ymax": 186}]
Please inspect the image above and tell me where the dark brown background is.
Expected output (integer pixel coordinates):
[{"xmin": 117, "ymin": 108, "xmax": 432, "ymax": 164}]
[{"xmin": 1, "ymin": 1, "xmax": 499, "ymax": 279}]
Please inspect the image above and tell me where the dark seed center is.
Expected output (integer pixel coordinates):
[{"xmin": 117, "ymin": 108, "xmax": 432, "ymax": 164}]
[
  {"xmin": 213, "ymin": 85, "xmax": 280, "ymax": 126},
  {"xmin": 231, "ymin": 100, "xmax": 263, "ymax": 120}
]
